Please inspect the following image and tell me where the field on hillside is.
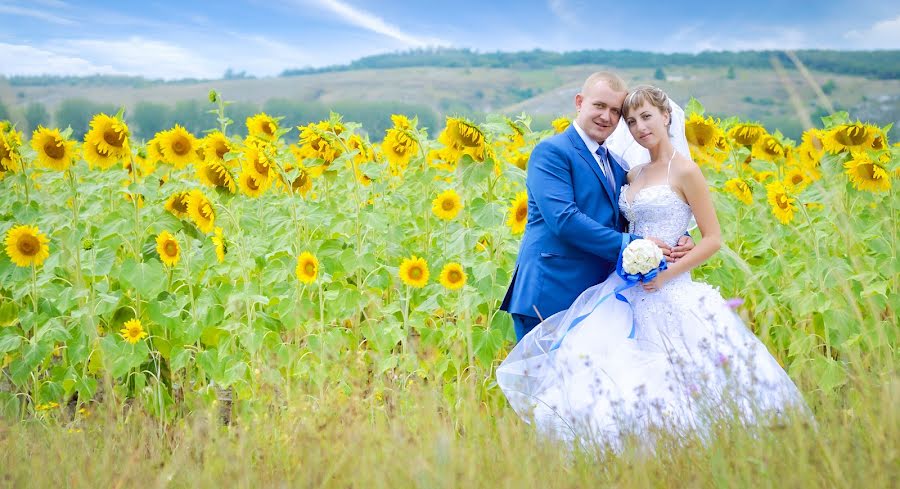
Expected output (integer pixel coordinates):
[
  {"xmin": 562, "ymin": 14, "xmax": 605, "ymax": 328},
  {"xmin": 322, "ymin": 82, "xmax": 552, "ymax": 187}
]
[
  {"xmin": 0, "ymin": 97, "xmax": 897, "ymax": 486},
  {"xmin": 3, "ymin": 65, "xmax": 899, "ymax": 141}
]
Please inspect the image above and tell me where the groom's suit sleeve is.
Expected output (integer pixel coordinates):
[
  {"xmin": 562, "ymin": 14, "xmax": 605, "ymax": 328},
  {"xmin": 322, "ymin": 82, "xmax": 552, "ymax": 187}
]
[{"xmin": 528, "ymin": 142, "xmax": 637, "ymax": 263}]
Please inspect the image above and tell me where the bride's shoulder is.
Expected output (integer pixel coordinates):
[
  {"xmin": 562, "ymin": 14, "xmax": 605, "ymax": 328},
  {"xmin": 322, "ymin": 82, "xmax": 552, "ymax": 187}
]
[
  {"xmin": 626, "ymin": 162, "xmax": 649, "ymax": 183},
  {"xmin": 671, "ymin": 152, "xmax": 704, "ymax": 179}
]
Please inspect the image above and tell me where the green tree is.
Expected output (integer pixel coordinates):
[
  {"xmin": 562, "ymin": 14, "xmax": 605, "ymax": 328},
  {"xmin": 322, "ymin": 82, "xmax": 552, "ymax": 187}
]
[
  {"xmin": 727, "ymin": 66, "xmax": 736, "ymax": 79},
  {"xmin": 654, "ymin": 67, "xmax": 666, "ymax": 81},
  {"xmin": 821, "ymin": 79, "xmax": 837, "ymax": 95},
  {"xmin": 55, "ymin": 98, "xmax": 117, "ymax": 139},
  {"xmin": 0, "ymin": 99, "xmax": 9, "ymax": 121},
  {"xmin": 24, "ymin": 102, "xmax": 51, "ymax": 133},
  {"xmin": 132, "ymin": 102, "xmax": 172, "ymax": 140}
]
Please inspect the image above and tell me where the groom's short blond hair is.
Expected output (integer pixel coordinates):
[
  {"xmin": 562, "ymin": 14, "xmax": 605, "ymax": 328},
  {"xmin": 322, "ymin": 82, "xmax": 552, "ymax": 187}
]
[{"xmin": 581, "ymin": 71, "xmax": 628, "ymax": 94}]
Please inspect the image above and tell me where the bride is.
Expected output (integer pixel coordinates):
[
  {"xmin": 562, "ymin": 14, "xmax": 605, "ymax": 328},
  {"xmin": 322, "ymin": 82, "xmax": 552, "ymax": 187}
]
[{"xmin": 496, "ymin": 85, "xmax": 805, "ymax": 447}]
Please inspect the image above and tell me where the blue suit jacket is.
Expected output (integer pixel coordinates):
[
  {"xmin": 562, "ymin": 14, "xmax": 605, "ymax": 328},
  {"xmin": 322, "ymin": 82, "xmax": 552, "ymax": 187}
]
[{"xmin": 500, "ymin": 124, "xmax": 637, "ymax": 320}]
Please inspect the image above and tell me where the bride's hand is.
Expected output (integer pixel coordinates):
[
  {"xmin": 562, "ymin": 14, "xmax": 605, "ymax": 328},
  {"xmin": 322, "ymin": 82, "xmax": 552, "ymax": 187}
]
[
  {"xmin": 645, "ymin": 237, "xmax": 673, "ymax": 259},
  {"xmin": 642, "ymin": 271, "xmax": 670, "ymax": 292}
]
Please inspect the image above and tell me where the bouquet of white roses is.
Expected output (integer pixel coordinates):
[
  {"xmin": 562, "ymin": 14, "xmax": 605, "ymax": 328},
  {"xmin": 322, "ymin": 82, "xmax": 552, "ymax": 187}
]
[{"xmin": 621, "ymin": 239, "xmax": 665, "ymax": 276}]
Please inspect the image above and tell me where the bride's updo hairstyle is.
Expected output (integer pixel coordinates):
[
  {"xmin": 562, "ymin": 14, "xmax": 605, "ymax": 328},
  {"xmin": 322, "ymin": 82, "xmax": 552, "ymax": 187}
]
[{"xmin": 622, "ymin": 85, "xmax": 673, "ymax": 134}]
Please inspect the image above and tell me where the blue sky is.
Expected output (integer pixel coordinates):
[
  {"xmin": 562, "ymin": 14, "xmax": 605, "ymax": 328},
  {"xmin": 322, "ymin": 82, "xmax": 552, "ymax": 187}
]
[{"xmin": 1, "ymin": 0, "xmax": 898, "ymax": 79}]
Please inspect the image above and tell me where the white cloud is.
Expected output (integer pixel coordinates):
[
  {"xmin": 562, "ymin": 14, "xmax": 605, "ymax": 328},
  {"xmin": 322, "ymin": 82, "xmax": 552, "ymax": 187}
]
[
  {"xmin": 844, "ymin": 15, "xmax": 900, "ymax": 48},
  {"xmin": 305, "ymin": 0, "xmax": 447, "ymax": 47},
  {"xmin": 50, "ymin": 37, "xmax": 220, "ymax": 79},
  {"xmin": 683, "ymin": 28, "xmax": 810, "ymax": 52},
  {"xmin": 0, "ymin": 42, "xmax": 118, "ymax": 76},
  {"xmin": 0, "ymin": 3, "xmax": 74, "ymax": 25}
]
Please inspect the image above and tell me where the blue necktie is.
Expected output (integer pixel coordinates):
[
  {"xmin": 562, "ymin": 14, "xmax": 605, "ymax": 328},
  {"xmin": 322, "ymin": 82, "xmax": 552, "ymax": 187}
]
[{"xmin": 595, "ymin": 145, "xmax": 615, "ymax": 190}]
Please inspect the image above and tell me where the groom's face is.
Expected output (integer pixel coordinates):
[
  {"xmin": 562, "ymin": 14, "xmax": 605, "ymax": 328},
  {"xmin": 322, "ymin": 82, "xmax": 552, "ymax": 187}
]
[{"xmin": 575, "ymin": 81, "xmax": 627, "ymax": 144}]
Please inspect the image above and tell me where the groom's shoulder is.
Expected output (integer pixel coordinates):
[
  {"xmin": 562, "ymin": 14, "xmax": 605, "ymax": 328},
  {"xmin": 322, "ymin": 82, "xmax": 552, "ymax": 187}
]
[{"xmin": 535, "ymin": 131, "xmax": 575, "ymax": 154}]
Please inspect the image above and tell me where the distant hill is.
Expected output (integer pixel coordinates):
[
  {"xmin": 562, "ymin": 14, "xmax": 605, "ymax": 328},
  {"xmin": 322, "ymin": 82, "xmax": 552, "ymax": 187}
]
[
  {"xmin": 1, "ymin": 49, "xmax": 898, "ymax": 142},
  {"xmin": 281, "ymin": 48, "xmax": 900, "ymax": 80}
]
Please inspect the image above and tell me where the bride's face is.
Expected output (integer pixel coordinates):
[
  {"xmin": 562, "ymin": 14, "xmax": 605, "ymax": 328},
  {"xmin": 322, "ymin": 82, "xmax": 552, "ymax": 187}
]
[{"xmin": 625, "ymin": 101, "xmax": 670, "ymax": 150}]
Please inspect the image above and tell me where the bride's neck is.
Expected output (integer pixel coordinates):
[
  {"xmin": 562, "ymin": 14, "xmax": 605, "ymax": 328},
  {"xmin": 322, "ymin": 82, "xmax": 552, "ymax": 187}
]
[{"xmin": 646, "ymin": 138, "xmax": 675, "ymax": 166}]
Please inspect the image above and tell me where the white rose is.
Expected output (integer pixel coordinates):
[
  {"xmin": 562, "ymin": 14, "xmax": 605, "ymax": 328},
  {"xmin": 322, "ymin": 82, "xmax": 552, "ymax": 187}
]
[{"xmin": 622, "ymin": 239, "xmax": 663, "ymax": 275}]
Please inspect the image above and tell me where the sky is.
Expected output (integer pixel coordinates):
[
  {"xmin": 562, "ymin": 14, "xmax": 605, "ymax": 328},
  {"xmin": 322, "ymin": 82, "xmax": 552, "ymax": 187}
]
[{"xmin": 1, "ymin": 0, "xmax": 899, "ymax": 80}]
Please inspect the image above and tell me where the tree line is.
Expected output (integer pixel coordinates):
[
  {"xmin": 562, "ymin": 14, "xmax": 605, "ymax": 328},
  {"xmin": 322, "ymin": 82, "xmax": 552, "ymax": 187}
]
[{"xmin": 0, "ymin": 98, "xmax": 440, "ymax": 141}]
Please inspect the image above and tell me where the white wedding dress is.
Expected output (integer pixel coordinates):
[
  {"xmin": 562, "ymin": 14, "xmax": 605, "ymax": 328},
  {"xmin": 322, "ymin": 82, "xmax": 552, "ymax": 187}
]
[{"xmin": 496, "ymin": 163, "xmax": 806, "ymax": 448}]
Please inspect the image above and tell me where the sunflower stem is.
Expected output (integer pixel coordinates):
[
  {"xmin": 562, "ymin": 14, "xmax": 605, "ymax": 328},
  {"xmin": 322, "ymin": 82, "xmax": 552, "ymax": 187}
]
[
  {"xmin": 66, "ymin": 168, "xmax": 84, "ymax": 290},
  {"xmin": 30, "ymin": 264, "xmax": 38, "ymax": 316},
  {"xmin": 401, "ymin": 286, "xmax": 410, "ymax": 356},
  {"xmin": 318, "ymin": 280, "xmax": 326, "ymax": 362}
]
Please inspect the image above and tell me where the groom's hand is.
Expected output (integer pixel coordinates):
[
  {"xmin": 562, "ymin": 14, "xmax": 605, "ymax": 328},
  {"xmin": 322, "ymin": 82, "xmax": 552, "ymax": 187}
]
[
  {"xmin": 670, "ymin": 236, "xmax": 695, "ymax": 262},
  {"xmin": 646, "ymin": 237, "xmax": 673, "ymax": 259}
]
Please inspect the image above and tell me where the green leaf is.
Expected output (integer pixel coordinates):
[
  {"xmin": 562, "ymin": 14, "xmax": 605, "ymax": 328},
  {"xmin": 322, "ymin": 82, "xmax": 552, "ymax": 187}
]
[
  {"xmin": 0, "ymin": 334, "xmax": 22, "ymax": 354},
  {"xmin": 685, "ymin": 97, "xmax": 705, "ymax": 116},
  {"xmin": 10, "ymin": 341, "xmax": 51, "ymax": 386},
  {"xmin": 118, "ymin": 259, "xmax": 167, "ymax": 299}
]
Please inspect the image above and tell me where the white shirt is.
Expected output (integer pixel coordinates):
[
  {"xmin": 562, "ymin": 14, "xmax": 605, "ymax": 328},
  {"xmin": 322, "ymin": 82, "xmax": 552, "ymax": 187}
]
[{"xmin": 573, "ymin": 121, "xmax": 615, "ymax": 184}]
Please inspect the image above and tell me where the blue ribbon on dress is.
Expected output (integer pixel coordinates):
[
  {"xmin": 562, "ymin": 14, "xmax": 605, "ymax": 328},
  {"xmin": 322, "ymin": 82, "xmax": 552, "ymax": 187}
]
[{"xmin": 548, "ymin": 242, "xmax": 667, "ymax": 352}]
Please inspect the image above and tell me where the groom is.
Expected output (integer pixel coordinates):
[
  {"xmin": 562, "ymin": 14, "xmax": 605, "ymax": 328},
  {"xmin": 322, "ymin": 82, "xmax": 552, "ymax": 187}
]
[{"xmin": 500, "ymin": 71, "xmax": 691, "ymax": 341}]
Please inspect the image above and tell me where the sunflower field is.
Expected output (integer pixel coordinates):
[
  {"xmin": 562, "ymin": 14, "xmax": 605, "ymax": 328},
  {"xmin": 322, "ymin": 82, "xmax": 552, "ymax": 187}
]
[{"xmin": 0, "ymin": 91, "xmax": 896, "ymax": 424}]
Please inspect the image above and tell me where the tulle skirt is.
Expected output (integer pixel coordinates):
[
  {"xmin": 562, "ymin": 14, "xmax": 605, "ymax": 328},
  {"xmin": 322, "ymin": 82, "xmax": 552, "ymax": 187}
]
[{"xmin": 496, "ymin": 272, "xmax": 806, "ymax": 448}]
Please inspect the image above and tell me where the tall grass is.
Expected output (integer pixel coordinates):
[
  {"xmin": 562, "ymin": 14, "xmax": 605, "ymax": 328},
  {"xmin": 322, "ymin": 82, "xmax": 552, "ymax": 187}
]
[{"xmin": 1, "ymin": 355, "xmax": 896, "ymax": 488}]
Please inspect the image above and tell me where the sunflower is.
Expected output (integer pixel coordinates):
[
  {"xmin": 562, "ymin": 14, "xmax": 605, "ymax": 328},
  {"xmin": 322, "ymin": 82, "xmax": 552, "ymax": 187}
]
[
  {"xmin": 164, "ymin": 191, "xmax": 190, "ymax": 218},
  {"xmin": 389, "ymin": 114, "xmax": 413, "ymax": 131},
  {"xmin": 31, "ymin": 126, "xmax": 75, "ymax": 171},
  {"xmin": 844, "ymin": 153, "xmax": 891, "ymax": 193},
  {"xmin": 728, "ymin": 123, "xmax": 766, "ymax": 147},
  {"xmin": 766, "ymin": 182, "xmax": 796, "ymax": 224},
  {"xmin": 398, "ymin": 255, "xmax": 429, "ymax": 288},
  {"xmin": 127, "ymin": 151, "xmax": 157, "ymax": 179},
  {"xmin": 0, "ymin": 130, "xmax": 22, "ymax": 173},
  {"xmin": 212, "ymin": 227, "xmax": 227, "ymax": 263},
  {"xmin": 551, "ymin": 117, "xmax": 570, "ymax": 134},
  {"xmin": 427, "ymin": 147, "xmax": 458, "ymax": 173},
  {"xmin": 120, "ymin": 319, "xmax": 148, "ymax": 344},
  {"xmin": 185, "ymin": 189, "xmax": 216, "ymax": 233},
  {"xmin": 243, "ymin": 143, "xmax": 273, "ymax": 183},
  {"xmin": 238, "ymin": 170, "xmax": 269, "ymax": 198},
  {"xmin": 439, "ymin": 117, "xmax": 487, "ymax": 162},
  {"xmin": 684, "ymin": 113, "xmax": 720, "ymax": 153},
  {"xmin": 784, "ymin": 167, "xmax": 812, "ymax": 192},
  {"xmin": 797, "ymin": 129, "xmax": 825, "ymax": 170},
  {"xmin": 382, "ymin": 128, "xmax": 418, "ymax": 172},
  {"xmin": 196, "ymin": 160, "xmax": 236, "ymax": 193},
  {"xmin": 295, "ymin": 251, "xmax": 319, "ymax": 284},
  {"xmin": 5, "ymin": 224, "xmax": 50, "ymax": 267},
  {"xmin": 431, "ymin": 189, "xmax": 463, "ymax": 221},
  {"xmin": 438, "ymin": 262, "xmax": 467, "ymax": 290},
  {"xmin": 290, "ymin": 169, "xmax": 313, "ymax": 197},
  {"xmin": 822, "ymin": 122, "xmax": 877, "ymax": 154},
  {"xmin": 347, "ymin": 134, "xmax": 374, "ymax": 165},
  {"xmin": 753, "ymin": 171, "xmax": 777, "ymax": 183},
  {"xmin": 247, "ymin": 113, "xmax": 279, "ymax": 142},
  {"xmin": 146, "ymin": 135, "xmax": 165, "ymax": 164},
  {"xmin": 504, "ymin": 148, "xmax": 530, "ymax": 171},
  {"xmin": 507, "ymin": 191, "xmax": 528, "ymax": 234},
  {"xmin": 297, "ymin": 122, "xmax": 342, "ymax": 164},
  {"xmin": 723, "ymin": 178, "xmax": 753, "ymax": 205},
  {"xmin": 82, "ymin": 140, "xmax": 120, "ymax": 170},
  {"xmin": 158, "ymin": 125, "xmax": 198, "ymax": 169},
  {"xmin": 752, "ymin": 134, "xmax": 789, "ymax": 161},
  {"xmin": 155, "ymin": 230, "xmax": 180, "ymax": 267},
  {"xmin": 202, "ymin": 131, "xmax": 235, "ymax": 167},
  {"xmin": 84, "ymin": 114, "xmax": 130, "ymax": 159}
]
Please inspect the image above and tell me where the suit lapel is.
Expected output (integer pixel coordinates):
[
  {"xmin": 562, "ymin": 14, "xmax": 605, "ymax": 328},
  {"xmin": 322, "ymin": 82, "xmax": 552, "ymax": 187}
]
[{"xmin": 565, "ymin": 126, "xmax": 617, "ymax": 206}]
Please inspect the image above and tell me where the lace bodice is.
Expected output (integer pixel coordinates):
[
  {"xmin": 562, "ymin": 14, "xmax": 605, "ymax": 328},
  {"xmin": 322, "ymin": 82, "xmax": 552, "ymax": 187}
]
[{"xmin": 619, "ymin": 184, "xmax": 693, "ymax": 247}]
